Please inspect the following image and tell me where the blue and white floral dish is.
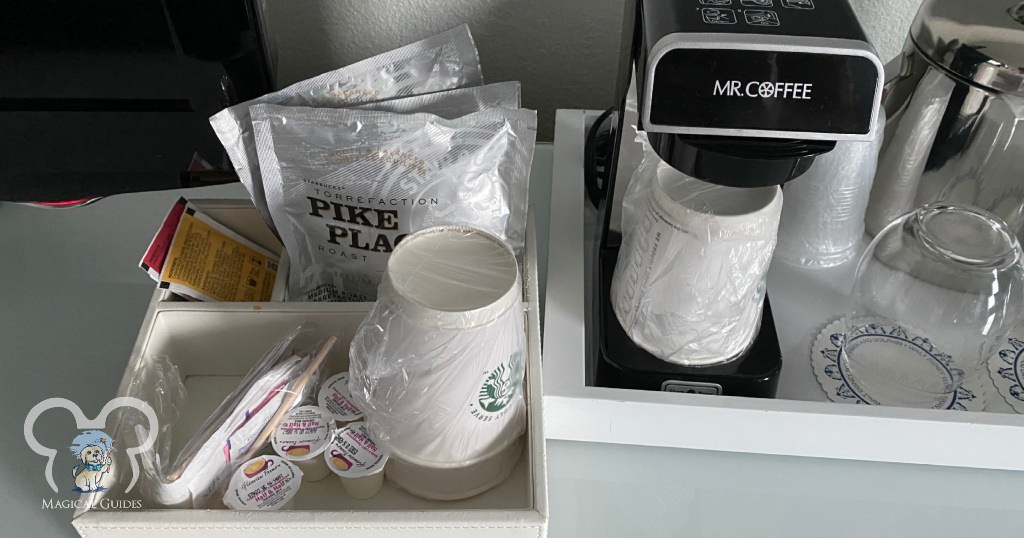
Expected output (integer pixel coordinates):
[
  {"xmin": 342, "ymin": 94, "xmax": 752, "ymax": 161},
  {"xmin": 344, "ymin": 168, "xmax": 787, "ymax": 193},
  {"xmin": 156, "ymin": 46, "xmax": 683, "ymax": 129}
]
[
  {"xmin": 988, "ymin": 335, "xmax": 1024, "ymax": 414},
  {"xmin": 811, "ymin": 318, "xmax": 985, "ymax": 411}
]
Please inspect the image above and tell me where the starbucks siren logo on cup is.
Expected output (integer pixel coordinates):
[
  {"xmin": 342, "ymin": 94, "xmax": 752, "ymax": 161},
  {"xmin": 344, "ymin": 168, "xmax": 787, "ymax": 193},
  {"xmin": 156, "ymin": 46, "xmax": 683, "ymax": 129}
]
[{"xmin": 473, "ymin": 351, "xmax": 524, "ymax": 419}]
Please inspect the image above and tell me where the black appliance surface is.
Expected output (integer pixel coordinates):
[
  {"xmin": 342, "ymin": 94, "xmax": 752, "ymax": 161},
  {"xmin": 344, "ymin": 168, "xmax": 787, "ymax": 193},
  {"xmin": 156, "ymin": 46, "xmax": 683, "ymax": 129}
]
[
  {"xmin": 0, "ymin": 0, "xmax": 275, "ymax": 202},
  {"xmin": 595, "ymin": 247, "xmax": 783, "ymax": 398}
]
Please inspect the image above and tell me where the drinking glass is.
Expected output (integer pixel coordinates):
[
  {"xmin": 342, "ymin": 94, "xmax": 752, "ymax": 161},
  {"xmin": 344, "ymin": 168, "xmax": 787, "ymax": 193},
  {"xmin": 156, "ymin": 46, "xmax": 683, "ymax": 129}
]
[{"xmin": 841, "ymin": 202, "xmax": 1024, "ymax": 408}]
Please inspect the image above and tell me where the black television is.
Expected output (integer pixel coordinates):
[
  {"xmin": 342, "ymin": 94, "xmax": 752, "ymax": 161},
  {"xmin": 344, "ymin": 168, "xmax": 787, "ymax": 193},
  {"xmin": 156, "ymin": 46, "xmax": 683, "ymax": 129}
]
[{"xmin": 0, "ymin": 0, "xmax": 276, "ymax": 203}]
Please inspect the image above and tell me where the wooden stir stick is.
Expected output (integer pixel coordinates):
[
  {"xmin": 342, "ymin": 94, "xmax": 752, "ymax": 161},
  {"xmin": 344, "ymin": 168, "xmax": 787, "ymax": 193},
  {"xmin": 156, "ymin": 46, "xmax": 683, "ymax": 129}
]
[{"xmin": 242, "ymin": 335, "xmax": 338, "ymax": 462}]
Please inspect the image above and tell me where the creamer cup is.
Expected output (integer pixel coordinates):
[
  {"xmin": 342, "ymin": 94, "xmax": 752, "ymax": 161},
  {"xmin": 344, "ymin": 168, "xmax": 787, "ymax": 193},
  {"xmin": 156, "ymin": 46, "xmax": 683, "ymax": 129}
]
[
  {"xmin": 271, "ymin": 406, "xmax": 334, "ymax": 482},
  {"xmin": 317, "ymin": 373, "xmax": 364, "ymax": 424},
  {"xmin": 222, "ymin": 456, "xmax": 302, "ymax": 511},
  {"xmin": 324, "ymin": 421, "xmax": 389, "ymax": 499}
]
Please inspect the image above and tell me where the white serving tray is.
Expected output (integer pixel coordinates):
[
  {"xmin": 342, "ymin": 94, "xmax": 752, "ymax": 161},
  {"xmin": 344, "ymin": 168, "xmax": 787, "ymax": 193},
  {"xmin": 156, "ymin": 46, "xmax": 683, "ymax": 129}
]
[
  {"xmin": 72, "ymin": 203, "xmax": 547, "ymax": 537},
  {"xmin": 542, "ymin": 109, "xmax": 1024, "ymax": 471}
]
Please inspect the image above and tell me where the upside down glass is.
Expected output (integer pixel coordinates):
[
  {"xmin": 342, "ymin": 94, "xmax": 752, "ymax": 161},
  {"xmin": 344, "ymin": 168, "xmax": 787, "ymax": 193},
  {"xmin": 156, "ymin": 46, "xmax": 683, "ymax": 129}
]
[{"xmin": 841, "ymin": 202, "xmax": 1024, "ymax": 408}]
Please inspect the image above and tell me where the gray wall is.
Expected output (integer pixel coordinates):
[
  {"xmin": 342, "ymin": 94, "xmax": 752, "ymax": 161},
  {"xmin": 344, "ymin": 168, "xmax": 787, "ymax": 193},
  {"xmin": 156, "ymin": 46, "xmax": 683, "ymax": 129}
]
[{"xmin": 266, "ymin": 0, "xmax": 925, "ymax": 140}]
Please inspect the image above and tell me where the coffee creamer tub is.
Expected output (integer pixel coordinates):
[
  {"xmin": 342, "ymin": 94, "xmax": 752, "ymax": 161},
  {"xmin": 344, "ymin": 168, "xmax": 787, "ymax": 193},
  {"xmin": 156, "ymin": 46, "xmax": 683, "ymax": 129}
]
[
  {"xmin": 324, "ymin": 421, "xmax": 389, "ymax": 499},
  {"xmin": 271, "ymin": 405, "xmax": 335, "ymax": 482},
  {"xmin": 222, "ymin": 456, "xmax": 303, "ymax": 511}
]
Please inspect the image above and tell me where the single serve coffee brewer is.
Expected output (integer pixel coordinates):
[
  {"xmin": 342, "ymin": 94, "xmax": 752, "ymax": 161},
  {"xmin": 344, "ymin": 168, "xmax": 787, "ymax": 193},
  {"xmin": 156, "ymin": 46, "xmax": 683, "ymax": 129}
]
[{"xmin": 592, "ymin": 0, "xmax": 883, "ymax": 397}]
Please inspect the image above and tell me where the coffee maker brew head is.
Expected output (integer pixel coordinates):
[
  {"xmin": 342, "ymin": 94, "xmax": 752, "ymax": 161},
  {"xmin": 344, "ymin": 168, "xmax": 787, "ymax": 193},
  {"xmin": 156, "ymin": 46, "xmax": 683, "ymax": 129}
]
[{"xmin": 627, "ymin": 0, "xmax": 884, "ymax": 187}]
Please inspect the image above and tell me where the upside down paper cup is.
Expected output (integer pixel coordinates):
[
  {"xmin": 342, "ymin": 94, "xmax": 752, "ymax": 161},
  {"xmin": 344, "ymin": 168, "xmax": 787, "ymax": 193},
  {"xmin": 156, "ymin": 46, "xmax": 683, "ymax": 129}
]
[
  {"xmin": 349, "ymin": 225, "xmax": 528, "ymax": 466},
  {"xmin": 612, "ymin": 161, "xmax": 783, "ymax": 366}
]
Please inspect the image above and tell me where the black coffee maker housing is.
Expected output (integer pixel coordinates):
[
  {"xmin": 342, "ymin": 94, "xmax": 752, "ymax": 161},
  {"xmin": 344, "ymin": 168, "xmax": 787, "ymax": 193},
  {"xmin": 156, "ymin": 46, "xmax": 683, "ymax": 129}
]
[{"xmin": 593, "ymin": 0, "xmax": 883, "ymax": 397}]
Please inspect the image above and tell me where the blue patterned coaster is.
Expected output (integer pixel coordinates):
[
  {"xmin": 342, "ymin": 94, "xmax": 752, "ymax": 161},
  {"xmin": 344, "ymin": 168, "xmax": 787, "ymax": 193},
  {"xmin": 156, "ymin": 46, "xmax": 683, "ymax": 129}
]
[
  {"xmin": 811, "ymin": 319, "xmax": 985, "ymax": 411},
  {"xmin": 989, "ymin": 336, "xmax": 1024, "ymax": 414}
]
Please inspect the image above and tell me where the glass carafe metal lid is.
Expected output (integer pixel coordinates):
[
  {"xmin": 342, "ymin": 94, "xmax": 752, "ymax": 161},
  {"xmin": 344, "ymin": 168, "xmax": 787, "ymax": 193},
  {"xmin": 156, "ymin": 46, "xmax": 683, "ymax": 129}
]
[{"xmin": 912, "ymin": 0, "xmax": 1024, "ymax": 95}]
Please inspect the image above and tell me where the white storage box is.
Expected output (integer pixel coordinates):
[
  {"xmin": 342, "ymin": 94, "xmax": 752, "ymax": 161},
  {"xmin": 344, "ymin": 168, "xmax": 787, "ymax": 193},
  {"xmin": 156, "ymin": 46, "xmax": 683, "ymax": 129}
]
[
  {"xmin": 543, "ymin": 109, "xmax": 1024, "ymax": 472},
  {"xmin": 72, "ymin": 203, "xmax": 547, "ymax": 537}
]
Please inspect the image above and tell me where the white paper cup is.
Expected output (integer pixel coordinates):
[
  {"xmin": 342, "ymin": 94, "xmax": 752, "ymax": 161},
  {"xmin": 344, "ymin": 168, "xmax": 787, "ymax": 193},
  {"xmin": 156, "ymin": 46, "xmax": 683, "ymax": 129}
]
[
  {"xmin": 325, "ymin": 422, "xmax": 389, "ymax": 500},
  {"xmin": 612, "ymin": 161, "xmax": 783, "ymax": 365},
  {"xmin": 385, "ymin": 433, "xmax": 524, "ymax": 501},
  {"xmin": 271, "ymin": 406, "xmax": 334, "ymax": 482},
  {"xmin": 351, "ymin": 226, "xmax": 527, "ymax": 465},
  {"xmin": 221, "ymin": 456, "xmax": 303, "ymax": 511},
  {"xmin": 317, "ymin": 372, "xmax": 364, "ymax": 424}
]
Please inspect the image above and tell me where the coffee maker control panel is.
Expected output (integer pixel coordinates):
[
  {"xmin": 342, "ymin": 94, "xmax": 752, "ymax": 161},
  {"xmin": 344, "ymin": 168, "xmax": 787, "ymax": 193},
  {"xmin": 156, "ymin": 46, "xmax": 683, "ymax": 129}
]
[
  {"xmin": 637, "ymin": 0, "xmax": 883, "ymax": 141},
  {"xmin": 662, "ymin": 0, "xmax": 866, "ymax": 40}
]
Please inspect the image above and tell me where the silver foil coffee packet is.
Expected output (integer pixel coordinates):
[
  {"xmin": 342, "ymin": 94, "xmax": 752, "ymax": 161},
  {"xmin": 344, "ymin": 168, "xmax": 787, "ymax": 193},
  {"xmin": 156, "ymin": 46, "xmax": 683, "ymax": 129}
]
[
  {"xmin": 251, "ymin": 104, "xmax": 537, "ymax": 302},
  {"xmin": 354, "ymin": 81, "xmax": 520, "ymax": 115},
  {"xmin": 210, "ymin": 25, "xmax": 483, "ymax": 233}
]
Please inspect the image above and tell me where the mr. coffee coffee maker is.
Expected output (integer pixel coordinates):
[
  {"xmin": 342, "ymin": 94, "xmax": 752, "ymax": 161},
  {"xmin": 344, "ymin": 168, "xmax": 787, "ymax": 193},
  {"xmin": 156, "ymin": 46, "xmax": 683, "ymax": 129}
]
[{"xmin": 591, "ymin": 0, "xmax": 883, "ymax": 397}]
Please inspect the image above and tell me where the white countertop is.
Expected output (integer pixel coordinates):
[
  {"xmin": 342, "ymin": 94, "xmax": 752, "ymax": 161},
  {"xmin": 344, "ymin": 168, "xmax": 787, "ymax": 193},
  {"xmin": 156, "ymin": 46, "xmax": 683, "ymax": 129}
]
[{"xmin": 2, "ymin": 137, "xmax": 1023, "ymax": 537}]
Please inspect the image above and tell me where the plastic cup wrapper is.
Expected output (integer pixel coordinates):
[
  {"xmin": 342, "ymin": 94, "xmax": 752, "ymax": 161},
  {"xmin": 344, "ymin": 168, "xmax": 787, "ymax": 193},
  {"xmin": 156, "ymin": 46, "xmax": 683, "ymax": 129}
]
[
  {"xmin": 222, "ymin": 456, "xmax": 303, "ymax": 511},
  {"xmin": 317, "ymin": 373, "xmax": 364, "ymax": 424},
  {"xmin": 271, "ymin": 405, "xmax": 335, "ymax": 482},
  {"xmin": 348, "ymin": 226, "xmax": 528, "ymax": 465},
  {"xmin": 612, "ymin": 146, "xmax": 782, "ymax": 366}
]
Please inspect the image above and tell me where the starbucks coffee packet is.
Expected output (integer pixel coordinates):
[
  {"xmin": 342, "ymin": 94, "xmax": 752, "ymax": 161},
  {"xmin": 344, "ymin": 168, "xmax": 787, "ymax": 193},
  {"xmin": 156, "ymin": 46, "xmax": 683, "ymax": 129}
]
[
  {"xmin": 252, "ymin": 104, "xmax": 537, "ymax": 302},
  {"xmin": 209, "ymin": 24, "xmax": 483, "ymax": 234},
  {"xmin": 354, "ymin": 81, "xmax": 520, "ymax": 116}
]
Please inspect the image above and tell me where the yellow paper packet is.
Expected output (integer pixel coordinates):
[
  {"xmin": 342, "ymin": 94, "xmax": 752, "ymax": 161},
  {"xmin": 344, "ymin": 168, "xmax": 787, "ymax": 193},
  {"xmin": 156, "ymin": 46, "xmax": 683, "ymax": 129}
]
[{"xmin": 144, "ymin": 200, "xmax": 279, "ymax": 301}]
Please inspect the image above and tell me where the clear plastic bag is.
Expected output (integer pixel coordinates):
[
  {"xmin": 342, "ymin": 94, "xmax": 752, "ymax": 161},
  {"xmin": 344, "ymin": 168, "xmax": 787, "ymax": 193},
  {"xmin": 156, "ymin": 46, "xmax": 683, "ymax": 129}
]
[
  {"xmin": 209, "ymin": 24, "xmax": 483, "ymax": 233},
  {"xmin": 348, "ymin": 225, "xmax": 527, "ymax": 466},
  {"xmin": 252, "ymin": 104, "xmax": 537, "ymax": 302},
  {"xmin": 611, "ymin": 134, "xmax": 783, "ymax": 366},
  {"xmin": 124, "ymin": 323, "xmax": 333, "ymax": 508}
]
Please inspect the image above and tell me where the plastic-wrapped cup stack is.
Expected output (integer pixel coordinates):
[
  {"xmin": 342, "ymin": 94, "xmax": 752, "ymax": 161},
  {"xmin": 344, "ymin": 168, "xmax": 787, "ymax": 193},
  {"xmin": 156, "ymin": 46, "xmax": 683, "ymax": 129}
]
[
  {"xmin": 612, "ymin": 160, "xmax": 783, "ymax": 366},
  {"xmin": 777, "ymin": 108, "xmax": 886, "ymax": 267},
  {"xmin": 324, "ymin": 421, "xmax": 389, "ymax": 499},
  {"xmin": 222, "ymin": 456, "xmax": 302, "ymax": 511},
  {"xmin": 349, "ymin": 225, "xmax": 527, "ymax": 500},
  {"xmin": 271, "ymin": 406, "xmax": 335, "ymax": 482}
]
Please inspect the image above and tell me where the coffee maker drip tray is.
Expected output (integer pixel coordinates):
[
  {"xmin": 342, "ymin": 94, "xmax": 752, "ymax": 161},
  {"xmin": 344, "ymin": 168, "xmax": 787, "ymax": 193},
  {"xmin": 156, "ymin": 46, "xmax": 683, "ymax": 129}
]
[{"xmin": 595, "ymin": 248, "xmax": 782, "ymax": 398}]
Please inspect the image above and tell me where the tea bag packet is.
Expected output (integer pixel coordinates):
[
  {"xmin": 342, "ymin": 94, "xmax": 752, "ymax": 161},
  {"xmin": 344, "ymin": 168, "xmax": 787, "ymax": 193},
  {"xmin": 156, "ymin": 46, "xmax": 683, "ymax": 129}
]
[
  {"xmin": 209, "ymin": 24, "xmax": 483, "ymax": 233},
  {"xmin": 252, "ymin": 104, "xmax": 537, "ymax": 302}
]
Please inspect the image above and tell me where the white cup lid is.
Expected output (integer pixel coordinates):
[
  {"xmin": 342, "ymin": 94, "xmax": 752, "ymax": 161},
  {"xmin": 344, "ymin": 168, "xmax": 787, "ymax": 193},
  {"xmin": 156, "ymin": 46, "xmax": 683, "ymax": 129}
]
[{"xmin": 382, "ymin": 226, "xmax": 521, "ymax": 330}]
